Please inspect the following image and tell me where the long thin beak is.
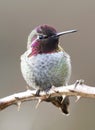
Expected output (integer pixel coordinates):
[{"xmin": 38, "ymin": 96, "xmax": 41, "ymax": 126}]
[{"xmin": 52, "ymin": 29, "xmax": 77, "ymax": 38}]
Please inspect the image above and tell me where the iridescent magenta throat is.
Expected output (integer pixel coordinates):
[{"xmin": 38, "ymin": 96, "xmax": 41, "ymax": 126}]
[{"xmin": 28, "ymin": 39, "xmax": 56, "ymax": 57}]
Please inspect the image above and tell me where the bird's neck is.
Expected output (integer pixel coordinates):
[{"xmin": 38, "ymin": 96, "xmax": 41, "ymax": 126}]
[{"xmin": 28, "ymin": 44, "xmax": 63, "ymax": 57}]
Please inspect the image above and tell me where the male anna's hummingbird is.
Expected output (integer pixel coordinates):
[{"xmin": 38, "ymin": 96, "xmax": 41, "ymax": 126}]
[{"xmin": 21, "ymin": 24, "xmax": 76, "ymax": 114}]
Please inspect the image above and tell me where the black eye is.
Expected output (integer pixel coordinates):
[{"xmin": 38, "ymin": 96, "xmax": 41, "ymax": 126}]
[
  {"xmin": 38, "ymin": 35, "xmax": 44, "ymax": 39},
  {"xmin": 38, "ymin": 35, "xmax": 48, "ymax": 40}
]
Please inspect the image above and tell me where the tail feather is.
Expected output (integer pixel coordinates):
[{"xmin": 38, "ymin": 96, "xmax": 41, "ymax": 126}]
[
  {"xmin": 48, "ymin": 96, "xmax": 70, "ymax": 115},
  {"xmin": 60, "ymin": 96, "xmax": 70, "ymax": 114}
]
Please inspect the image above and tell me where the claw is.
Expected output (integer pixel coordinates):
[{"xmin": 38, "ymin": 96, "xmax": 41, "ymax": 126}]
[
  {"xmin": 74, "ymin": 79, "xmax": 84, "ymax": 88},
  {"xmin": 35, "ymin": 89, "xmax": 41, "ymax": 96}
]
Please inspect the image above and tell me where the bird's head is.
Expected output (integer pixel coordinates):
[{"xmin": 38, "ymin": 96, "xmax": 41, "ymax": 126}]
[{"xmin": 27, "ymin": 24, "xmax": 77, "ymax": 56}]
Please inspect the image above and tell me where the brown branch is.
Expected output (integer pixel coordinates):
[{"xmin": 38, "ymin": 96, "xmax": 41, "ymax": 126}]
[{"xmin": 0, "ymin": 80, "xmax": 95, "ymax": 111}]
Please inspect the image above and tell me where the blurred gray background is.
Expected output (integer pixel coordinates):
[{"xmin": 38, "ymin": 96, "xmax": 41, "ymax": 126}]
[{"xmin": 0, "ymin": 0, "xmax": 95, "ymax": 130}]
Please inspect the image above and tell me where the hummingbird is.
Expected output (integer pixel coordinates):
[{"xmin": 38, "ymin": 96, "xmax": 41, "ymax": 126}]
[{"xmin": 20, "ymin": 24, "xmax": 76, "ymax": 114}]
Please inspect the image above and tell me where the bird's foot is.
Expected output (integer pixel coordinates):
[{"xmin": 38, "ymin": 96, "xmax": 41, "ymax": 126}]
[
  {"xmin": 74, "ymin": 79, "xmax": 84, "ymax": 88},
  {"xmin": 35, "ymin": 89, "xmax": 41, "ymax": 96},
  {"xmin": 45, "ymin": 86, "xmax": 52, "ymax": 92},
  {"xmin": 60, "ymin": 96, "xmax": 70, "ymax": 115}
]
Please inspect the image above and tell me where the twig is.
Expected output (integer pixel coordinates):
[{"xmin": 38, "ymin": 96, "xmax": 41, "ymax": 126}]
[{"xmin": 0, "ymin": 80, "xmax": 95, "ymax": 111}]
